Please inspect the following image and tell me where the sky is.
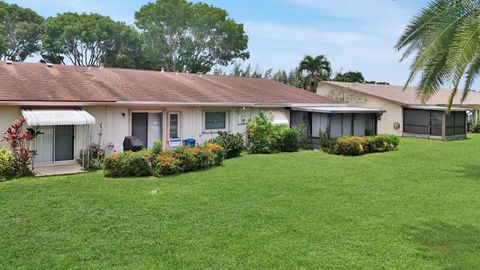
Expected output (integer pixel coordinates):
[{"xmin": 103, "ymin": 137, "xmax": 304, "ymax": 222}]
[{"xmin": 6, "ymin": 0, "xmax": 428, "ymax": 86}]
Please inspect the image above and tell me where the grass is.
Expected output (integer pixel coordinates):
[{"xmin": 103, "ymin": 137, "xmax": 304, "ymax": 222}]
[{"xmin": 1, "ymin": 136, "xmax": 480, "ymax": 269}]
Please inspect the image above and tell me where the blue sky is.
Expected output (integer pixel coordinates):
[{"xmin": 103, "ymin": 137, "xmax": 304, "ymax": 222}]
[{"xmin": 7, "ymin": 0, "xmax": 427, "ymax": 85}]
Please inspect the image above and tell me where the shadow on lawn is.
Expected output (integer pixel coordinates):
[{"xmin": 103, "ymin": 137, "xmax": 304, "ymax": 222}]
[
  {"xmin": 406, "ymin": 220, "xmax": 480, "ymax": 269},
  {"xmin": 452, "ymin": 164, "xmax": 480, "ymax": 180}
]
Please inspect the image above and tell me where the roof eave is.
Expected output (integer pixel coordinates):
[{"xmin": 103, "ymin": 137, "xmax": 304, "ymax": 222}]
[{"xmin": 114, "ymin": 101, "xmax": 344, "ymax": 107}]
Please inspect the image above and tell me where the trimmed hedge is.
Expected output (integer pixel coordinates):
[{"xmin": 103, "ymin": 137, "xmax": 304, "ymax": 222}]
[
  {"xmin": 329, "ymin": 135, "xmax": 400, "ymax": 156},
  {"xmin": 103, "ymin": 150, "xmax": 152, "ymax": 177},
  {"xmin": 104, "ymin": 142, "xmax": 225, "ymax": 178}
]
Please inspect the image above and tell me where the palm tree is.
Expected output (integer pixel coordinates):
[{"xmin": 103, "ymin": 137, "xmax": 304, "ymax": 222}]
[
  {"xmin": 298, "ymin": 55, "xmax": 331, "ymax": 92},
  {"xmin": 396, "ymin": 0, "xmax": 480, "ymax": 109}
]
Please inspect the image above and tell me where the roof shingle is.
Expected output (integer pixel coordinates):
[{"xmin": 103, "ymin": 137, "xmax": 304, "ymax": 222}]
[
  {"xmin": 322, "ymin": 81, "xmax": 480, "ymax": 106},
  {"xmin": 0, "ymin": 62, "xmax": 339, "ymax": 105}
]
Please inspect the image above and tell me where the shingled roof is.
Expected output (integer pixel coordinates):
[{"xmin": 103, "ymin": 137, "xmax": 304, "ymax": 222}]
[
  {"xmin": 321, "ymin": 81, "xmax": 480, "ymax": 107},
  {"xmin": 0, "ymin": 62, "xmax": 339, "ymax": 106}
]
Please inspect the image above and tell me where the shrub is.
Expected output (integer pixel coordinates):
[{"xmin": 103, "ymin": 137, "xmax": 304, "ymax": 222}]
[
  {"xmin": 470, "ymin": 119, "xmax": 480, "ymax": 133},
  {"xmin": 246, "ymin": 112, "xmax": 276, "ymax": 154},
  {"xmin": 151, "ymin": 140, "xmax": 163, "ymax": 156},
  {"xmin": 3, "ymin": 119, "xmax": 40, "ymax": 177},
  {"xmin": 213, "ymin": 131, "xmax": 244, "ymax": 158},
  {"xmin": 103, "ymin": 150, "xmax": 152, "ymax": 178},
  {"xmin": 204, "ymin": 142, "xmax": 225, "ymax": 165},
  {"xmin": 151, "ymin": 143, "xmax": 224, "ymax": 177},
  {"xmin": 368, "ymin": 135, "xmax": 400, "ymax": 152},
  {"xmin": 333, "ymin": 135, "xmax": 400, "ymax": 156},
  {"xmin": 0, "ymin": 148, "xmax": 17, "ymax": 180},
  {"xmin": 246, "ymin": 112, "xmax": 299, "ymax": 154},
  {"xmin": 336, "ymin": 136, "xmax": 367, "ymax": 156},
  {"xmin": 280, "ymin": 127, "xmax": 299, "ymax": 152},
  {"xmin": 153, "ymin": 151, "xmax": 181, "ymax": 176},
  {"xmin": 319, "ymin": 132, "xmax": 337, "ymax": 154}
]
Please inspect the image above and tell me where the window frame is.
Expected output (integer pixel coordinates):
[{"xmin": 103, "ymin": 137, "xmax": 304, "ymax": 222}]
[
  {"xmin": 203, "ymin": 110, "xmax": 228, "ymax": 132},
  {"xmin": 168, "ymin": 112, "xmax": 181, "ymax": 139}
]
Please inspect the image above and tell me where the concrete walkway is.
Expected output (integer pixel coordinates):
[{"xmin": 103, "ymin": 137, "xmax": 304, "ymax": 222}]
[{"xmin": 35, "ymin": 163, "xmax": 83, "ymax": 177}]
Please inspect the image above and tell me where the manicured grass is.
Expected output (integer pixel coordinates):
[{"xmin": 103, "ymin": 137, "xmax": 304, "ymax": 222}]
[{"xmin": 1, "ymin": 136, "xmax": 480, "ymax": 269}]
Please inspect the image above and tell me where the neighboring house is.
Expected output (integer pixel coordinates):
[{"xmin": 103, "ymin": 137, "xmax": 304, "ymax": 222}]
[
  {"xmin": 317, "ymin": 81, "xmax": 480, "ymax": 140},
  {"xmin": 0, "ymin": 62, "xmax": 384, "ymax": 170}
]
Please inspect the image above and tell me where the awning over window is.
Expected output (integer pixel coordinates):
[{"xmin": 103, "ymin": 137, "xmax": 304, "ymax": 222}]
[
  {"xmin": 22, "ymin": 109, "xmax": 96, "ymax": 126},
  {"xmin": 264, "ymin": 110, "xmax": 289, "ymax": 125}
]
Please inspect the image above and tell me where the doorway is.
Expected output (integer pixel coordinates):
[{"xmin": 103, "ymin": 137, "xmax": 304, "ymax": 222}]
[
  {"xmin": 35, "ymin": 125, "xmax": 75, "ymax": 164},
  {"xmin": 131, "ymin": 112, "xmax": 163, "ymax": 148}
]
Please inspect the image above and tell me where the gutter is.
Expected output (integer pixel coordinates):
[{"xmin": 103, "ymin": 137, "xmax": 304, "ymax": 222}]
[{"xmin": 0, "ymin": 101, "xmax": 115, "ymax": 106}]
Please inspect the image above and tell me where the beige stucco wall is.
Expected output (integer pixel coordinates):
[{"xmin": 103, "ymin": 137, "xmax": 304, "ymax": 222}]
[
  {"xmin": 0, "ymin": 106, "xmax": 22, "ymax": 149},
  {"xmin": 317, "ymin": 83, "xmax": 403, "ymax": 136},
  {"xmin": 0, "ymin": 105, "xmax": 289, "ymax": 160}
]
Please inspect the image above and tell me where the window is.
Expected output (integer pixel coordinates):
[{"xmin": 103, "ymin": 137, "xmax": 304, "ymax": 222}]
[
  {"xmin": 169, "ymin": 113, "xmax": 180, "ymax": 139},
  {"xmin": 205, "ymin": 111, "xmax": 226, "ymax": 130}
]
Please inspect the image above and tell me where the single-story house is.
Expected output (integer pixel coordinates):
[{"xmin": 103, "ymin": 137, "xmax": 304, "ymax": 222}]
[
  {"xmin": 0, "ymin": 62, "xmax": 385, "ymax": 171},
  {"xmin": 317, "ymin": 81, "xmax": 480, "ymax": 140}
]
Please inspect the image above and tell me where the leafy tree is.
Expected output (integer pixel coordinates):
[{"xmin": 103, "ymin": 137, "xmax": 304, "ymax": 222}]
[
  {"xmin": 135, "ymin": 0, "xmax": 249, "ymax": 73},
  {"xmin": 287, "ymin": 67, "xmax": 305, "ymax": 88},
  {"xmin": 298, "ymin": 55, "xmax": 331, "ymax": 92},
  {"xmin": 396, "ymin": 0, "xmax": 480, "ymax": 108},
  {"xmin": 41, "ymin": 13, "xmax": 142, "ymax": 67},
  {"xmin": 334, "ymin": 71, "xmax": 365, "ymax": 83},
  {"xmin": 0, "ymin": 1, "xmax": 44, "ymax": 61}
]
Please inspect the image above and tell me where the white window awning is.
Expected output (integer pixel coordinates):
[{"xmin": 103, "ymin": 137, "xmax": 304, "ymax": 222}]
[{"xmin": 22, "ymin": 109, "xmax": 96, "ymax": 126}]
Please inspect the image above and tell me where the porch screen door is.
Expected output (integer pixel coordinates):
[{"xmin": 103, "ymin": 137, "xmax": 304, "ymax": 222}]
[{"xmin": 55, "ymin": 125, "xmax": 74, "ymax": 161}]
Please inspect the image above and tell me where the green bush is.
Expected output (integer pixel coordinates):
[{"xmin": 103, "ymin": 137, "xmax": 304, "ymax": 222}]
[
  {"xmin": 280, "ymin": 127, "xmax": 299, "ymax": 152},
  {"xmin": 246, "ymin": 112, "xmax": 276, "ymax": 154},
  {"xmin": 0, "ymin": 148, "xmax": 17, "ymax": 180},
  {"xmin": 336, "ymin": 137, "xmax": 367, "ymax": 156},
  {"xmin": 150, "ymin": 140, "xmax": 163, "ymax": 156},
  {"xmin": 152, "ymin": 143, "xmax": 224, "ymax": 177},
  {"xmin": 319, "ymin": 132, "xmax": 337, "ymax": 153},
  {"xmin": 153, "ymin": 151, "xmax": 181, "ymax": 176},
  {"xmin": 104, "ymin": 142, "xmax": 224, "ymax": 178},
  {"xmin": 470, "ymin": 119, "xmax": 480, "ymax": 133},
  {"xmin": 204, "ymin": 142, "xmax": 225, "ymax": 166},
  {"xmin": 103, "ymin": 150, "xmax": 152, "ymax": 178},
  {"xmin": 330, "ymin": 135, "xmax": 400, "ymax": 156},
  {"xmin": 246, "ymin": 112, "xmax": 299, "ymax": 154},
  {"xmin": 213, "ymin": 131, "xmax": 244, "ymax": 158},
  {"xmin": 368, "ymin": 135, "xmax": 400, "ymax": 152}
]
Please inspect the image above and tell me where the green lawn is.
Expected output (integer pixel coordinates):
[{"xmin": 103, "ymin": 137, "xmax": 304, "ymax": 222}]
[{"xmin": 1, "ymin": 136, "xmax": 480, "ymax": 269}]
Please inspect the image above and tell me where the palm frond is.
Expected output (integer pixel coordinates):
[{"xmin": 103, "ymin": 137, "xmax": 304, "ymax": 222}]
[{"xmin": 397, "ymin": 0, "xmax": 480, "ymax": 109}]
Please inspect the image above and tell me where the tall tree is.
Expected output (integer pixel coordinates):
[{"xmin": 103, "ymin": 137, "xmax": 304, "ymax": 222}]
[
  {"xmin": 298, "ymin": 55, "xmax": 331, "ymax": 92},
  {"xmin": 135, "ymin": 0, "xmax": 249, "ymax": 73},
  {"xmin": 41, "ymin": 13, "xmax": 141, "ymax": 67},
  {"xmin": 396, "ymin": 0, "xmax": 480, "ymax": 108},
  {"xmin": 0, "ymin": 1, "xmax": 44, "ymax": 61},
  {"xmin": 334, "ymin": 71, "xmax": 365, "ymax": 83}
]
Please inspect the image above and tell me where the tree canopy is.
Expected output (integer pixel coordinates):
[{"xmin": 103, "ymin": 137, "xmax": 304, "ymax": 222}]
[
  {"xmin": 333, "ymin": 71, "xmax": 365, "ymax": 83},
  {"xmin": 299, "ymin": 55, "xmax": 332, "ymax": 92},
  {"xmin": 135, "ymin": 0, "xmax": 249, "ymax": 73},
  {"xmin": 41, "ymin": 13, "xmax": 142, "ymax": 67},
  {"xmin": 396, "ymin": 0, "xmax": 480, "ymax": 108},
  {"xmin": 0, "ymin": 1, "xmax": 43, "ymax": 61}
]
